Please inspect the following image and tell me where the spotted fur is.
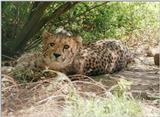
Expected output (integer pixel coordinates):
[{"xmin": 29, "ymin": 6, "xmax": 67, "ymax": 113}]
[{"xmin": 42, "ymin": 32, "xmax": 132, "ymax": 76}]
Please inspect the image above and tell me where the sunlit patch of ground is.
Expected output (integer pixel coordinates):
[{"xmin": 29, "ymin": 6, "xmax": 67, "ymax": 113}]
[{"xmin": 2, "ymin": 28, "xmax": 160, "ymax": 117}]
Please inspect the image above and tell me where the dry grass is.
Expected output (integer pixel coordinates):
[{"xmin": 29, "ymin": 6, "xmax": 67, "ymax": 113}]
[
  {"xmin": 2, "ymin": 70, "xmax": 144, "ymax": 117},
  {"xmin": 2, "ymin": 28, "xmax": 160, "ymax": 117}
]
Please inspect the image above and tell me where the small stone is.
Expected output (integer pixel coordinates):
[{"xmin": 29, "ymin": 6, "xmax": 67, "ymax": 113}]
[{"xmin": 154, "ymin": 53, "xmax": 159, "ymax": 66}]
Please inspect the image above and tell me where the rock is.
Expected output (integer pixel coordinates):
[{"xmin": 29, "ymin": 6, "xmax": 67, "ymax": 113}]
[
  {"xmin": 154, "ymin": 53, "xmax": 159, "ymax": 66},
  {"xmin": 146, "ymin": 47, "xmax": 159, "ymax": 57},
  {"xmin": 1, "ymin": 66, "xmax": 14, "ymax": 74},
  {"xmin": 146, "ymin": 50, "xmax": 154, "ymax": 57}
]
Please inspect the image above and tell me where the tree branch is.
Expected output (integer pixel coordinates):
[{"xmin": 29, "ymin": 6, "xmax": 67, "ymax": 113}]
[
  {"xmin": 7, "ymin": 2, "xmax": 52, "ymax": 55},
  {"xmin": 28, "ymin": 2, "xmax": 41, "ymax": 20},
  {"xmin": 5, "ymin": 2, "xmax": 79, "ymax": 56},
  {"xmin": 25, "ymin": 2, "xmax": 79, "ymax": 51},
  {"xmin": 54, "ymin": 2, "xmax": 109, "ymax": 27},
  {"xmin": 43, "ymin": 2, "xmax": 78, "ymax": 23},
  {"xmin": 76, "ymin": 2, "xmax": 109, "ymax": 18}
]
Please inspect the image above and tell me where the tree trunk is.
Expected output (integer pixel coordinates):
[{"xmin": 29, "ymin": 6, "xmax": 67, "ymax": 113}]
[
  {"xmin": 5, "ymin": 2, "xmax": 78, "ymax": 57},
  {"xmin": 6, "ymin": 2, "xmax": 51, "ymax": 56}
]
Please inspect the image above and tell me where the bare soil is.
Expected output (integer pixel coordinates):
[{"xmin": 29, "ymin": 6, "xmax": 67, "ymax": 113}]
[{"xmin": 2, "ymin": 36, "xmax": 160, "ymax": 117}]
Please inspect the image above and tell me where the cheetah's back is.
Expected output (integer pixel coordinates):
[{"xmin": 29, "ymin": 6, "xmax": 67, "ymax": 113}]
[{"xmin": 76, "ymin": 39, "xmax": 132, "ymax": 76}]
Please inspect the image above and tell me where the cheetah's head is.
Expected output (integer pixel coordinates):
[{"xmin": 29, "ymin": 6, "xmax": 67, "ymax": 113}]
[{"xmin": 42, "ymin": 31, "xmax": 82, "ymax": 71}]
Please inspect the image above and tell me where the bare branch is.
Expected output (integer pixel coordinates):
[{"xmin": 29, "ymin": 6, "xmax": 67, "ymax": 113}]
[
  {"xmin": 7, "ymin": 2, "xmax": 52, "ymax": 54},
  {"xmin": 77, "ymin": 2, "xmax": 109, "ymax": 18},
  {"xmin": 43, "ymin": 2, "xmax": 78, "ymax": 22},
  {"xmin": 54, "ymin": 2, "xmax": 109, "ymax": 26}
]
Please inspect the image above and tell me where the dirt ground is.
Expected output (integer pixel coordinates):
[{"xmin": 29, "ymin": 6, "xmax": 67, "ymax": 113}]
[
  {"xmin": 2, "ymin": 35, "xmax": 160, "ymax": 117},
  {"xmin": 93, "ymin": 43, "xmax": 160, "ymax": 116},
  {"xmin": 2, "ymin": 48, "xmax": 159, "ymax": 117}
]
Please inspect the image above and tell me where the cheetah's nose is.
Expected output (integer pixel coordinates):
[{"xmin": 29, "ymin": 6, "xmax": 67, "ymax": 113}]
[{"xmin": 53, "ymin": 53, "xmax": 61, "ymax": 58}]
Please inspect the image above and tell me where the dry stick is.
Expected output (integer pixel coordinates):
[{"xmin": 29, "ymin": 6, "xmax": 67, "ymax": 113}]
[
  {"xmin": 2, "ymin": 54, "xmax": 16, "ymax": 60},
  {"xmin": 70, "ymin": 75, "xmax": 118, "ymax": 96},
  {"xmin": 35, "ymin": 81, "xmax": 109, "ymax": 109},
  {"xmin": 36, "ymin": 93, "xmax": 64, "ymax": 106},
  {"xmin": 2, "ymin": 85, "xmax": 19, "ymax": 92},
  {"xmin": 36, "ymin": 95, "xmax": 65, "ymax": 105},
  {"xmin": 45, "ymin": 2, "xmax": 79, "ymax": 25},
  {"xmin": 69, "ymin": 74, "xmax": 96, "ymax": 82},
  {"xmin": 72, "ymin": 80, "xmax": 107, "ymax": 92},
  {"xmin": 2, "ymin": 74, "xmax": 19, "ymax": 91},
  {"xmin": 35, "ymin": 76, "xmax": 105, "ymax": 105},
  {"xmin": 25, "ymin": 2, "xmax": 79, "ymax": 50},
  {"xmin": 34, "ymin": 102, "xmax": 64, "ymax": 116},
  {"xmin": 4, "ymin": 78, "xmax": 54, "ymax": 91},
  {"xmin": 28, "ymin": 78, "xmax": 58, "ymax": 91},
  {"xmin": 69, "ymin": 74, "xmax": 107, "ymax": 89},
  {"xmin": 52, "ymin": 2, "xmax": 109, "ymax": 26},
  {"xmin": 34, "ymin": 76, "xmax": 74, "ymax": 105},
  {"xmin": 76, "ymin": 2, "xmax": 109, "ymax": 19},
  {"xmin": 24, "ymin": 37, "xmax": 42, "ymax": 51},
  {"xmin": 69, "ymin": 74, "xmax": 114, "ymax": 96}
]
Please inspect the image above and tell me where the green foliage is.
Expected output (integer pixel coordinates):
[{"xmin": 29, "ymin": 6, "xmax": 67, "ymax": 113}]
[
  {"xmin": 2, "ymin": 2, "xmax": 31, "ymax": 44},
  {"xmin": 2, "ymin": 2, "xmax": 159, "ymax": 53},
  {"xmin": 112, "ymin": 79, "xmax": 133, "ymax": 97},
  {"xmin": 62, "ymin": 79, "xmax": 142, "ymax": 117},
  {"xmin": 11, "ymin": 68, "xmax": 34, "ymax": 83},
  {"xmin": 57, "ymin": 2, "xmax": 159, "ymax": 42}
]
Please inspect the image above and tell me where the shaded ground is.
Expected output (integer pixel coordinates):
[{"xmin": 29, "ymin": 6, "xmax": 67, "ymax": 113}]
[
  {"xmin": 2, "ymin": 51, "xmax": 160, "ymax": 117},
  {"xmin": 95, "ymin": 56, "xmax": 159, "ymax": 102},
  {"xmin": 2, "ymin": 35, "xmax": 160, "ymax": 116},
  {"xmin": 93, "ymin": 46, "xmax": 160, "ymax": 116}
]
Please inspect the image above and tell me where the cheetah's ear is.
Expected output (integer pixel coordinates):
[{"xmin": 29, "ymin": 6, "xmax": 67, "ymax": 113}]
[
  {"xmin": 42, "ymin": 31, "xmax": 53, "ymax": 40},
  {"xmin": 74, "ymin": 35, "xmax": 82, "ymax": 45}
]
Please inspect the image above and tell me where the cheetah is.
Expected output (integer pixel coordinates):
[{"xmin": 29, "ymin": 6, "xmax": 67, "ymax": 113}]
[{"xmin": 42, "ymin": 32, "xmax": 132, "ymax": 76}]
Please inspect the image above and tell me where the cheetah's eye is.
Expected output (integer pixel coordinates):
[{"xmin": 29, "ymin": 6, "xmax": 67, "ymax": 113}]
[
  {"xmin": 49, "ymin": 43, "xmax": 55, "ymax": 47},
  {"xmin": 64, "ymin": 45, "xmax": 70, "ymax": 49}
]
